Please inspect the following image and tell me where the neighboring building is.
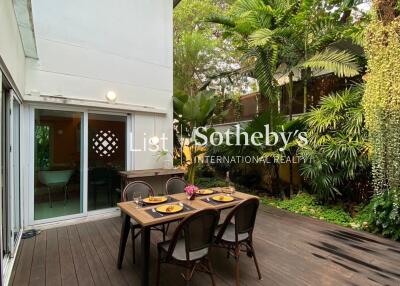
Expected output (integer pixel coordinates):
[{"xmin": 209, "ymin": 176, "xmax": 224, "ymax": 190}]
[
  {"xmin": 1, "ymin": 0, "xmax": 174, "ymax": 283},
  {"xmin": 214, "ymin": 72, "xmax": 358, "ymax": 131}
]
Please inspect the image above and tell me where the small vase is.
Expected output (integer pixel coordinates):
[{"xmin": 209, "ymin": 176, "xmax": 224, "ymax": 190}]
[{"xmin": 188, "ymin": 193, "xmax": 196, "ymax": 200}]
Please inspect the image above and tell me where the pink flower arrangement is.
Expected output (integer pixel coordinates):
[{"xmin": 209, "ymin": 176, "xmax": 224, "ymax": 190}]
[{"xmin": 184, "ymin": 185, "xmax": 198, "ymax": 196}]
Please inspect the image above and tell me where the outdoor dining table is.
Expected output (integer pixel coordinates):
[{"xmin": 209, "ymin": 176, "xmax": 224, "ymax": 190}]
[{"xmin": 117, "ymin": 187, "xmax": 258, "ymax": 286}]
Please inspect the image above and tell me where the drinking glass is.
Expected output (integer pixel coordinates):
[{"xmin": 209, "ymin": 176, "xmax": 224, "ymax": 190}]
[{"xmin": 134, "ymin": 194, "xmax": 140, "ymax": 208}]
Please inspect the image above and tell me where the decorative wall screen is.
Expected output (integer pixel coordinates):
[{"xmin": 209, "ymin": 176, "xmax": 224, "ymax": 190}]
[{"xmin": 92, "ymin": 130, "xmax": 119, "ymax": 157}]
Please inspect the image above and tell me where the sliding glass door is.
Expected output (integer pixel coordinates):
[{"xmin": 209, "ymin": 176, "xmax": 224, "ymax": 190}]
[
  {"xmin": 88, "ymin": 114, "xmax": 126, "ymax": 211},
  {"xmin": 34, "ymin": 110, "xmax": 83, "ymax": 220},
  {"xmin": 1, "ymin": 87, "xmax": 21, "ymax": 259},
  {"xmin": 31, "ymin": 108, "xmax": 128, "ymax": 223}
]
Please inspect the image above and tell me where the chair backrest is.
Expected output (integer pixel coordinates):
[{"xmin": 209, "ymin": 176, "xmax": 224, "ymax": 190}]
[
  {"xmin": 166, "ymin": 208, "xmax": 219, "ymax": 261},
  {"xmin": 165, "ymin": 177, "xmax": 187, "ymax": 195},
  {"xmin": 38, "ymin": 170, "xmax": 74, "ymax": 186},
  {"xmin": 216, "ymin": 198, "xmax": 259, "ymax": 242},
  {"xmin": 122, "ymin": 181, "xmax": 154, "ymax": 201}
]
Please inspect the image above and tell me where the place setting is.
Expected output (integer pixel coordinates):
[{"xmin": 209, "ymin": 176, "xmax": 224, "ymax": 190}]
[
  {"xmin": 133, "ymin": 194, "xmax": 179, "ymax": 208},
  {"xmin": 201, "ymin": 194, "xmax": 242, "ymax": 205},
  {"xmin": 145, "ymin": 201, "xmax": 195, "ymax": 218}
]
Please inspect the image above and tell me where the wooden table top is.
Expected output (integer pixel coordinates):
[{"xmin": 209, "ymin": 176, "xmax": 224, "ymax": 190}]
[
  {"xmin": 117, "ymin": 188, "xmax": 258, "ymax": 227},
  {"xmin": 119, "ymin": 168, "xmax": 185, "ymax": 179}
]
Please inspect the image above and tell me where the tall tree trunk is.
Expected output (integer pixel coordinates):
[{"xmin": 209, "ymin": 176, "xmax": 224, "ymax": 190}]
[
  {"xmin": 289, "ymin": 161, "xmax": 294, "ymax": 198},
  {"xmin": 287, "ymin": 71, "xmax": 294, "ymax": 120},
  {"xmin": 302, "ymin": 68, "xmax": 311, "ymax": 113},
  {"xmin": 274, "ymin": 163, "xmax": 285, "ymax": 199}
]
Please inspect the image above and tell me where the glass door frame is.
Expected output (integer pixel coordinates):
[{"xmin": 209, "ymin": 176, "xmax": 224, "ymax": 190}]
[
  {"xmin": 1, "ymin": 85, "xmax": 23, "ymax": 279},
  {"xmin": 6, "ymin": 90, "xmax": 22, "ymax": 257},
  {"xmin": 27, "ymin": 104, "xmax": 132, "ymax": 226}
]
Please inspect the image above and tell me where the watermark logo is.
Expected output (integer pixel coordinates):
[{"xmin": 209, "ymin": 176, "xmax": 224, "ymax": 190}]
[
  {"xmin": 193, "ymin": 124, "xmax": 308, "ymax": 151},
  {"xmin": 129, "ymin": 124, "xmax": 309, "ymax": 164}
]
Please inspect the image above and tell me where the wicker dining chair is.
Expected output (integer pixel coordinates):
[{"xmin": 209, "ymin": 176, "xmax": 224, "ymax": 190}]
[
  {"xmin": 122, "ymin": 181, "xmax": 166, "ymax": 263},
  {"xmin": 164, "ymin": 177, "xmax": 187, "ymax": 234},
  {"xmin": 156, "ymin": 208, "xmax": 219, "ymax": 286},
  {"xmin": 214, "ymin": 198, "xmax": 262, "ymax": 286},
  {"xmin": 165, "ymin": 177, "xmax": 187, "ymax": 195}
]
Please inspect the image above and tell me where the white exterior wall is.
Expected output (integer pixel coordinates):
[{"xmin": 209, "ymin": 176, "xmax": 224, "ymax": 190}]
[
  {"xmin": 0, "ymin": 0, "xmax": 26, "ymax": 93},
  {"xmin": 25, "ymin": 0, "xmax": 174, "ymax": 169}
]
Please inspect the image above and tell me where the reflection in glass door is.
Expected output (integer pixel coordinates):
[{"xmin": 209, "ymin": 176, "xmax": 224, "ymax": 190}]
[
  {"xmin": 88, "ymin": 114, "xmax": 126, "ymax": 211},
  {"xmin": 34, "ymin": 109, "xmax": 83, "ymax": 220}
]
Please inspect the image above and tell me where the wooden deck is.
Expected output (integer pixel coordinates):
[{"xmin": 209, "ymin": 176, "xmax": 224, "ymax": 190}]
[{"xmin": 10, "ymin": 206, "xmax": 400, "ymax": 286}]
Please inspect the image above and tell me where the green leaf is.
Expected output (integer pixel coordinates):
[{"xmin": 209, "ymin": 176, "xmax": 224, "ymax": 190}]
[
  {"xmin": 249, "ymin": 28, "xmax": 274, "ymax": 47},
  {"xmin": 299, "ymin": 49, "xmax": 360, "ymax": 78}
]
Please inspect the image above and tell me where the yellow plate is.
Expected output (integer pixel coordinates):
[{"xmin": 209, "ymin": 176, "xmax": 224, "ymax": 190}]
[
  {"xmin": 211, "ymin": 195, "xmax": 234, "ymax": 202},
  {"xmin": 143, "ymin": 196, "xmax": 168, "ymax": 204},
  {"xmin": 196, "ymin": 189, "xmax": 214, "ymax": 195},
  {"xmin": 156, "ymin": 204, "xmax": 183, "ymax": 214}
]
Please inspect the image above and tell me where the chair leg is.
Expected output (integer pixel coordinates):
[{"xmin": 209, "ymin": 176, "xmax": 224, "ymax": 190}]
[
  {"xmin": 206, "ymin": 258, "xmax": 216, "ymax": 286},
  {"xmin": 156, "ymin": 252, "xmax": 161, "ymax": 286},
  {"xmin": 250, "ymin": 243, "xmax": 262, "ymax": 280},
  {"xmin": 162, "ymin": 224, "xmax": 166, "ymax": 242},
  {"xmin": 185, "ymin": 267, "xmax": 192, "ymax": 286},
  {"xmin": 131, "ymin": 227, "xmax": 136, "ymax": 264},
  {"xmin": 234, "ymin": 246, "xmax": 241, "ymax": 286}
]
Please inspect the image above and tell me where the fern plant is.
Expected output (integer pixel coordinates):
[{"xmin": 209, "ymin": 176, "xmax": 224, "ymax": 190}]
[{"xmin": 299, "ymin": 86, "xmax": 370, "ymax": 202}]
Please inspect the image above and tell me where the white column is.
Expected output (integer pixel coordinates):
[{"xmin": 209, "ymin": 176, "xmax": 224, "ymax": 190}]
[{"xmin": 0, "ymin": 69, "xmax": 4, "ymax": 286}]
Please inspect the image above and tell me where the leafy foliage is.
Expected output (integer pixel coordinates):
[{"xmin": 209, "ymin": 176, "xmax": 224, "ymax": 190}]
[
  {"xmin": 174, "ymin": 0, "xmax": 242, "ymax": 96},
  {"xmin": 300, "ymin": 49, "xmax": 360, "ymax": 78},
  {"xmin": 365, "ymin": 189, "xmax": 400, "ymax": 240},
  {"xmin": 174, "ymin": 91, "xmax": 218, "ymax": 183},
  {"xmin": 262, "ymin": 191, "xmax": 400, "ymax": 241},
  {"xmin": 209, "ymin": 0, "xmax": 364, "ymax": 116},
  {"xmin": 262, "ymin": 193, "xmax": 354, "ymax": 226},
  {"xmin": 299, "ymin": 86, "xmax": 370, "ymax": 201},
  {"xmin": 363, "ymin": 19, "xmax": 400, "ymax": 194}
]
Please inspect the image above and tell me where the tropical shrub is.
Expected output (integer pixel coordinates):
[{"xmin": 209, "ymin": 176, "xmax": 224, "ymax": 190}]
[
  {"xmin": 365, "ymin": 189, "xmax": 400, "ymax": 240},
  {"xmin": 299, "ymin": 86, "xmax": 370, "ymax": 202},
  {"xmin": 174, "ymin": 91, "xmax": 217, "ymax": 183},
  {"xmin": 195, "ymin": 177, "xmax": 228, "ymax": 189}
]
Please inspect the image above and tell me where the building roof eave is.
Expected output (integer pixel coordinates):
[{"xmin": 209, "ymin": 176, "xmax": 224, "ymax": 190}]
[
  {"xmin": 173, "ymin": 0, "xmax": 181, "ymax": 8},
  {"xmin": 13, "ymin": 0, "xmax": 38, "ymax": 59}
]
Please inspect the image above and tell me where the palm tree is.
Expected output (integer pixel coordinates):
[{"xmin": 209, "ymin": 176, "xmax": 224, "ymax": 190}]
[{"xmin": 209, "ymin": 0, "xmax": 362, "ymax": 116}]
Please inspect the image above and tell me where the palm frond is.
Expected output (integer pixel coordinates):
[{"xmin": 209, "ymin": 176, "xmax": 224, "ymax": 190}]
[
  {"xmin": 249, "ymin": 28, "xmax": 274, "ymax": 46},
  {"xmin": 254, "ymin": 47, "xmax": 278, "ymax": 101},
  {"xmin": 206, "ymin": 14, "xmax": 236, "ymax": 28},
  {"xmin": 299, "ymin": 49, "xmax": 360, "ymax": 77}
]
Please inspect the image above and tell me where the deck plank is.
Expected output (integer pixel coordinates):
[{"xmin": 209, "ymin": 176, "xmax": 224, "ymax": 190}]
[
  {"xmin": 67, "ymin": 225, "xmax": 95, "ymax": 286},
  {"xmin": 57, "ymin": 227, "xmax": 78, "ymax": 286},
  {"xmin": 76, "ymin": 223, "xmax": 112, "ymax": 286},
  {"xmin": 11, "ymin": 207, "xmax": 400, "ymax": 286},
  {"xmin": 85, "ymin": 221, "xmax": 129, "ymax": 286},
  {"xmin": 12, "ymin": 236, "xmax": 35, "ymax": 286},
  {"xmin": 45, "ymin": 228, "xmax": 61, "ymax": 286},
  {"xmin": 29, "ymin": 232, "xmax": 46, "ymax": 286}
]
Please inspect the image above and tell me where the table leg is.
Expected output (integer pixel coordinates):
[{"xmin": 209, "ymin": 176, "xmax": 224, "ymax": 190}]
[
  {"xmin": 117, "ymin": 214, "xmax": 130, "ymax": 269},
  {"xmin": 141, "ymin": 226, "xmax": 150, "ymax": 286}
]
